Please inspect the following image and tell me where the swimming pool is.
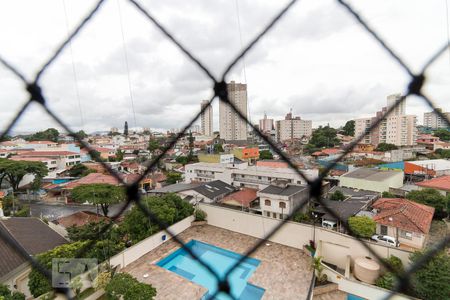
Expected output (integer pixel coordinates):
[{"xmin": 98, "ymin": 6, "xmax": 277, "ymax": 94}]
[{"xmin": 157, "ymin": 240, "xmax": 265, "ymax": 300}]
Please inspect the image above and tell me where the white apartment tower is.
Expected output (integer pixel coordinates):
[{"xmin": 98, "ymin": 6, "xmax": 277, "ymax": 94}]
[
  {"xmin": 424, "ymin": 109, "xmax": 450, "ymax": 129},
  {"xmin": 259, "ymin": 113, "xmax": 274, "ymax": 133},
  {"xmin": 353, "ymin": 94, "xmax": 417, "ymax": 147},
  {"xmin": 275, "ymin": 111, "xmax": 312, "ymax": 142},
  {"xmin": 200, "ymin": 100, "xmax": 213, "ymax": 136},
  {"xmin": 219, "ymin": 81, "xmax": 248, "ymax": 141}
]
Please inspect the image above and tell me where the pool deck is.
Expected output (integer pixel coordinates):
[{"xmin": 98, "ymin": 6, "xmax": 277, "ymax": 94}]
[{"xmin": 122, "ymin": 224, "xmax": 313, "ymax": 300}]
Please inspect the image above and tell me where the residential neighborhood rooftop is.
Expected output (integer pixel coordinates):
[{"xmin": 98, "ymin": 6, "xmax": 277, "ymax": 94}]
[
  {"xmin": 193, "ymin": 180, "xmax": 235, "ymax": 199},
  {"xmin": 220, "ymin": 188, "xmax": 258, "ymax": 208},
  {"xmin": 341, "ymin": 168, "xmax": 402, "ymax": 181},
  {"xmin": 259, "ymin": 184, "xmax": 307, "ymax": 196},
  {"xmin": 416, "ymin": 175, "xmax": 450, "ymax": 191}
]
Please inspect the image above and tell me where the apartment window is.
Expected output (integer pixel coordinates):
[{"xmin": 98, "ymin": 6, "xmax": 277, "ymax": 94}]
[
  {"xmin": 272, "ymin": 212, "xmax": 277, "ymax": 218},
  {"xmin": 399, "ymin": 230, "xmax": 413, "ymax": 240},
  {"xmin": 279, "ymin": 202, "xmax": 286, "ymax": 209},
  {"xmin": 264, "ymin": 200, "xmax": 271, "ymax": 206},
  {"xmin": 265, "ymin": 212, "xmax": 270, "ymax": 217},
  {"xmin": 380, "ymin": 225, "xmax": 388, "ymax": 235}
]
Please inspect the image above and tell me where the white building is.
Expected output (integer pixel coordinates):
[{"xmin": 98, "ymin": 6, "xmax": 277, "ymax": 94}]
[
  {"xmin": 259, "ymin": 113, "xmax": 274, "ymax": 133},
  {"xmin": 354, "ymin": 118, "xmax": 372, "ymax": 144},
  {"xmin": 275, "ymin": 111, "xmax": 312, "ymax": 143},
  {"xmin": 200, "ymin": 100, "xmax": 213, "ymax": 136},
  {"xmin": 184, "ymin": 161, "xmax": 318, "ymax": 189},
  {"xmin": 219, "ymin": 81, "xmax": 248, "ymax": 141},
  {"xmin": 423, "ymin": 108, "xmax": 450, "ymax": 129},
  {"xmin": 340, "ymin": 168, "xmax": 404, "ymax": 193},
  {"xmin": 257, "ymin": 182, "xmax": 309, "ymax": 219}
]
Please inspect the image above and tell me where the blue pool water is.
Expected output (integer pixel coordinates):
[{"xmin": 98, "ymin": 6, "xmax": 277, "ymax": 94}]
[
  {"xmin": 157, "ymin": 240, "xmax": 265, "ymax": 300},
  {"xmin": 347, "ymin": 294, "xmax": 366, "ymax": 300},
  {"xmin": 52, "ymin": 179, "xmax": 71, "ymax": 184}
]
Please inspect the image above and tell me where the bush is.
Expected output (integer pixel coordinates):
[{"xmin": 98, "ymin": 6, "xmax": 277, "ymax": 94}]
[
  {"xmin": 194, "ymin": 209, "xmax": 207, "ymax": 221},
  {"xmin": 382, "ymin": 191, "xmax": 396, "ymax": 198},
  {"xmin": 292, "ymin": 212, "xmax": 311, "ymax": 223},
  {"xmin": 330, "ymin": 190, "xmax": 346, "ymax": 201},
  {"xmin": 375, "ymin": 255, "xmax": 404, "ymax": 290},
  {"xmin": 105, "ymin": 273, "xmax": 156, "ymax": 300},
  {"xmin": 348, "ymin": 216, "xmax": 376, "ymax": 238},
  {"xmin": 93, "ymin": 272, "xmax": 112, "ymax": 291},
  {"xmin": 0, "ymin": 284, "xmax": 25, "ymax": 300}
]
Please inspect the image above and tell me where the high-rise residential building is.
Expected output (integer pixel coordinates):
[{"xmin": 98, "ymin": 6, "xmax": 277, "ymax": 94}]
[
  {"xmin": 275, "ymin": 111, "xmax": 312, "ymax": 142},
  {"xmin": 386, "ymin": 93, "xmax": 405, "ymax": 116},
  {"xmin": 219, "ymin": 81, "xmax": 248, "ymax": 141},
  {"xmin": 259, "ymin": 113, "xmax": 274, "ymax": 133},
  {"xmin": 423, "ymin": 108, "xmax": 450, "ymax": 129},
  {"xmin": 354, "ymin": 94, "xmax": 417, "ymax": 147},
  {"xmin": 200, "ymin": 100, "xmax": 213, "ymax": 136}
]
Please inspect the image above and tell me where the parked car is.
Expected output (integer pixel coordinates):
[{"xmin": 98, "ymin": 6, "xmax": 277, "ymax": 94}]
[
  {"xmin": 370, "ymin": 235, "xmax": 399, "ymax": 247},
  {"xmin": 322, "ymin": 220, "xmax": 337, "ymax": 230}
]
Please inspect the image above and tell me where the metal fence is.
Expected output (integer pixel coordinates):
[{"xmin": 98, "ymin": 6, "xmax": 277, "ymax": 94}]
[{"xmin": 1, "ymin": 0, "xmax": 449, "ymax": 299}]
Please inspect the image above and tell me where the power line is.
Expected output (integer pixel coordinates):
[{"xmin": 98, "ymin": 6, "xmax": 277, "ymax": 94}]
[
  {"xmin": 117, "ymin": 0, "xmax": 137, "ymax": 128},
  {"xmin": 62, "ymin": 0, "xmax": 84, "ymax": 129}
]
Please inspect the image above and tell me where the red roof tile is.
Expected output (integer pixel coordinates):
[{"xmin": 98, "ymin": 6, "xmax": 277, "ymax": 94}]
[
  {"xmin": 55, "ymin": 211, "xmax": 107, "ymax": 228},
  {"xmin": 63, "ymin": 173, "xmax": 121, "ymax": 189},
  {"xmin": 373, "ymin": 198, "xmax": 434, "ymax": 234},
  {"xmin": 416, "ymin": 175, "xmax": 450, "ymax": 192},
  {"xmin": 221, "ymin": 188, "xmax": 258, "ymax": 208},
  {"xmin": 18, "ymin": 151, "xmax": 79, "ymax": 156}
]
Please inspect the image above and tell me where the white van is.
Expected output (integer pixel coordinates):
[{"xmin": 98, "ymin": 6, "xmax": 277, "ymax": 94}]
[
  {"xmin": 371, "ymin": 235, "xmax": 399, "ymax": 247},
  {"xmin": 322, "ymin": 220, "xmax": 337, "ymax": 229}
]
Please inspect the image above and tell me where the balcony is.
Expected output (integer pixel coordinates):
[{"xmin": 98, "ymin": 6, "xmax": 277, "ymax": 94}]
[
  {"xmin": 196, "ymin": 173, "xmax": 214, "ymax": 178},
  {"xmin": 233, "ymin": 177, "xmax": 269, "ymax": 185}
]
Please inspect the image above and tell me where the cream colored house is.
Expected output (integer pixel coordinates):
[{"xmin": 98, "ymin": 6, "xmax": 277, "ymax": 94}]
[{"xmin": 340, "ymin": 168, "xmax": 404, "ymax": 193}]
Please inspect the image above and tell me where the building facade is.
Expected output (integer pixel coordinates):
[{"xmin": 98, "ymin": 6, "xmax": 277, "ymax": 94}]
[
  {"xmin": 275, "ymin": 111, "xmax": 312, "ymax": 143},
  {"xmin": 219, "ymin": 81, "xmax": 248, "ymax": 141},
  {"xmin": 423, "ymin": 108, "xmax": 450, "ymax": 129},
  {"xmin": 259, "ymin": 113, "xmax": 274, "ymax": 133},
  {"xmin": 200, "ymin": 100, "xmax": 213, "ymax": 136}
]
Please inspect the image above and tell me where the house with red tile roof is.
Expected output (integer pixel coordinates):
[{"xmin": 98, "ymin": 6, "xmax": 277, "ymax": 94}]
[
  {"xmin": 52, "ymin": 211, "xmax": 109, "ymax": 236},
  {"xmin": 63, "ymin": 172, "xmax": 121, "ymax": 190},
  {"xmin": 311, "ymin": 148, "xmax": 342, "ymax": 158},
  {"xmin": 416, "ymin": 175, "xmax": 450, "ymax": 196},
  {"xmin": 220, "ymin": 188, "xmax": 258, "ymax": 209},
  {"xmin": 372, "ymin": 198, "xmax": 434, "ymax": 248}
]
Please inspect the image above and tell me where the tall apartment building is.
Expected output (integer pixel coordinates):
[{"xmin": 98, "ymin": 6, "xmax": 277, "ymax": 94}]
[
  {"xmin": 275, "ymin": 111, "xmax": 312, "ymax": 142},
  {"xmin": 354, "ymin": 94, "xmax": 417, "ymax": 147},
  {"xmin": 219, "ymin": 81, "xmax": 248, "ymax": 141},
  {"xmin": 259, "ymin": 113, "xmax": 274, "ymax": 133},
  {"xmin": 200, "ymin": 100, "xmax": 213, "ymax": 136},
  {"xmin": 423, "ymin": 108, "xmax": 450, "ymax": 129}
]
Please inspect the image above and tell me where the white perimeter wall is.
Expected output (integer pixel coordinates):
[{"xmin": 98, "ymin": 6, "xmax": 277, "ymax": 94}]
[{"xmin": 199, "ymin": 203, "xmax": 412, "ymax": 269}]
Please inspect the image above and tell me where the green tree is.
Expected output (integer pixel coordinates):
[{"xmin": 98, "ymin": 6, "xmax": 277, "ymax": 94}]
[
  {"xmin": 348, "ymin": 216, "xmax": 376, "ymax": 238},
  {"xmin": 409, "ymin": 251, "xmax": 450, "ymax": 300},
  {"xmin": 375, "ymin": 143, "xmax": 398, "ymax": 152},
  {"xmin": 175, "ymin": 156, "xmax": 189, "ymax": 165},
  {"xmin": 342, "ymin": 120, "xmax": 355, "ymax": 136},
  {"xmin": 0, "ymin": 284, "xmax": 25, "ymax": 300},
  {"xmin": 382, "ymin": 191, "xmax": 396, "ymax": 198},
  {"xmin": 120, "ymin": 194, "xmax": 193, "ymax": 243},
  {"xmin": 213, "ymin": 144, "xmax": 224, "ymax": 153},
  {"xmin": 28, "ymin": 242, "xmax": 87, "ymax": 298},
  {"xmin": 71, "ymin": 184, "xmax": 125, "ymax": 216},
  {"xmin": 292, "ymin": 211, "xmax": 311, "ymax": 223},
  {"xmin": 434, "ymin": 148, "xmax": 450, "ymax": 159},
  {"xmin": 375, "ymin": 255, "xmax": 404, "ymax": 290},
  {"xmin": 68, "ymin": 164, "xmax": 95, "ymax": 177},
  {"xmin": 147, "ymin": 139, "xmax": 160, "ymax": 153},
  {"xmin": 194, "ymin": 209, "xmax": 207, "ymax": 221},
  {"xmin": 105, "ymin": 273, "xmax": 156, "ymax": 300},
  {"xmin": 329, "ymin": 190, "xmax": 346, "ymax": 201},
  {"xmin": 308, "ymin": 125, "xmax": 340, "ymax": 148},
  {"xmin": 28, "ymin": 128, "xmax": 59, "ymax": 142},
  {"xmin": 115, "ymin": 150, "xmax": 124, "ymax": 161},
  {"xmin": 406, "ymin": 188, "xmax": 448, "ymax": 219},
  {"xmin": 0, "ymin": 159, "xmax": 48, "ymax": 193},
  {"xmin": 70, "ymin": 130, "xmax": 87, "ymax": 140},
  {"xmin": 166, "ymin": 172, "xmax": 182, "ymax": 184},
  {"xmin": 433, "ymin": 128, "xmax": 450, "ymax": 141},
  {"xmin": 259, "ymin": 150, "xmax": 273, "ymax": 160}
]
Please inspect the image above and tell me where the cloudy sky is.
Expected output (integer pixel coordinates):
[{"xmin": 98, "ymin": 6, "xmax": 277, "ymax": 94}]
[{"xmin": 0, "ymin": 0, "xmax": 449, "ymax": 134}]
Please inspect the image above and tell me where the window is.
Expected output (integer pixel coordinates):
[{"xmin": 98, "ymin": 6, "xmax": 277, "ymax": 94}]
[
  {"xmin": 266, "ymin": 212, "xmax": 270, "ymax": 217},
  {"xmin": 380, "ymin": 225, "xmax": 388, "ymax": 235},
  {"xmin": 279, "ymin": 202, "xmax": 286, "ymax": 209},
  {"xmin": 264, "ymin": 200, "xmax": 271, "ymax": 206},
  {"xmin": 272, "ymin": 212, "xmax": 277, "ymax": 218},
  {"xmin": 399, "ymin": 230, "xmax": 412, "ymax": 240}
]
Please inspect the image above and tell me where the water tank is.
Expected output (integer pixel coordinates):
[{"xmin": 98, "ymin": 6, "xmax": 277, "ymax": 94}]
[{"xmin": 354, "ymin": 257, "xmax": 380, "ymax": 284}]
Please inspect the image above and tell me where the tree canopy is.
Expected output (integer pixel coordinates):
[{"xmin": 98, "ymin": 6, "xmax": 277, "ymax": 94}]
[
  {"xmin": 308, "ymin": 125, "xmax": 340, "ymax": 149},
  {"xmin": 329, "ymin": 190, "xmax": 346, "ymax": 201},
  {"xmin": 68, "ymin": 164, "xmax": 95, "ymax": 177},
  {"xmin": 166, "ymin": 172, "xmax": 182, "ymax": 184},
  {"xmin": 121, "ymin": 194, "xmax": 193, "ymax": 244},
  {"xmin": 148, "ymin": 139, "xmax": 160, "ymax": 153},
  {"xmin": 0, "ymin": 159, "xmax": 48, "ymax": 192},
  {"xmin": 259, "ymin": 150, "xmax": 273, "ymax": 160},
  {"xmin": 406, "ymin": 188, "xmax": 448, "ymax": 219},
  {"xmin": 105, "ymin": 273, "xmax": 156, "ymax": 300},
  {"xmin": 375, "ymin": 143, "xmax": 398, "ymax": 152},
  {"xmin": 433, "ymin": 128, "xmax": 450, "ymax": 141},
  {"xmin": 27, "ymin": 128, "xmax": 59, "ymax": 142},
  {"xmin": 71, "ymin": 184, "xmax": 124, "ymax": 216},
  {"xmin": 348, "ymin": 216, "xmax": 376, "ymax": 238},
  {"xmin": 342, "ymin": 120, "xmax": 355, "ymax": 136},
  {"xmin": 410, "ymin": 251, "xmax": 450, "ymax": 300}
]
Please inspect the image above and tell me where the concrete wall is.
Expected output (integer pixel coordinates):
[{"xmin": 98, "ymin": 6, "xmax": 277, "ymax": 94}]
[
  {"xmin": 110, "ymin": 216, "xmax": 194, "ymax": 269},
  {"xmin": 199, "ymin": 203, "xmax": 413, "ymax": 269}
]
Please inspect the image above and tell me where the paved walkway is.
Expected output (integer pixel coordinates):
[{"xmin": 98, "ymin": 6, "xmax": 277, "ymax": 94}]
[{"xmin": 122, "ymin": 225, "xmax": 313, "ymax": 300}]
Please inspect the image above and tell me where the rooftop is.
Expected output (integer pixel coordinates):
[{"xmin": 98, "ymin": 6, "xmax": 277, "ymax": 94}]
[
  {"xmin": 53, "ymin": 211, "xmax": 108, "ymax": 228},
  {"xmin": 341, "ymin": 168, "xmax": 402, "ymax": 181},
  {"xmin": 259, "ymin": 184, "xmax": 307, "ymax": 196},
  {"xmin": 220, "ymin": 188, "xmax": 258, "ymax": 208},
  {"xmin": 314, "ymin": 199, "xmax": 368, "ymax": 221},
  {"xmin": 406, "ymin": 159, "xmax": 450, "ymax": 171},
  {"xmin": 63, "ymin": 172, "xmax": 121, "ymax": 189},
  {"xmin": 416, "ymin": 175, "xmax": 450, "ymax": 191},
  {"xmin": 193, "ymin": 180, "xmax": 235, "ymax": 199},
  {"xmin": 149, "ymin": 183, "xmax": 202, "ymax": 194},
  {"xmin": 17, "ymin": 150, "xmax": 79, "ymax": 157},
  {"xmin": 372, "ymin": 198, "xmax": 434, "ymax": 234},
  {"xmin": 0, "ymin": 217, "xmax": 67, "ymax": 278}
]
